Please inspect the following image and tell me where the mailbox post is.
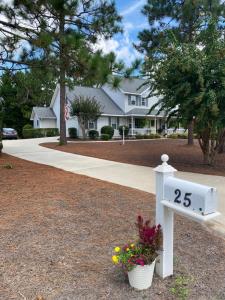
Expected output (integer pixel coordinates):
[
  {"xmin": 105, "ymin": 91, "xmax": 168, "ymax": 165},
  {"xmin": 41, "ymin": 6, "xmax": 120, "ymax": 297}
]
[
  {"xmin": 154, "ymin": 154, "xmax": 220, "ymax": 279},
  {"xmin": 154, "ymin": 154, "xmax": 177, "ymax": 278}
]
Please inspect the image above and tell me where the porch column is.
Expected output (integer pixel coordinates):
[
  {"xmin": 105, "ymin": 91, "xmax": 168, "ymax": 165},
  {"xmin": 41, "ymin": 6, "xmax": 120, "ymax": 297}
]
[{"xmin": 131, "ymin": 116, "xmax": 134, "ymax": 136}]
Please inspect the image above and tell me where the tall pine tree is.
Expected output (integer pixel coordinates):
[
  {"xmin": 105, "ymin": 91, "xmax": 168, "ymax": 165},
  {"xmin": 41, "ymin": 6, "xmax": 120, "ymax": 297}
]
[
  {"xmin": 0, "ymin": 0, "xmax": 122, "ymax": 144},
  {"xmin": 137, "ymin": 0, "xmax": 224, "ymax": 145}
]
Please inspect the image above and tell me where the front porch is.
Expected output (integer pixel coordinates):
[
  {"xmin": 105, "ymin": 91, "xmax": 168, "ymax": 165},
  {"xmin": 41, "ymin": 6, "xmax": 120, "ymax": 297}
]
[{"xmin": 128, "ymin": 116, "xmax": 166, "ymax": 136}]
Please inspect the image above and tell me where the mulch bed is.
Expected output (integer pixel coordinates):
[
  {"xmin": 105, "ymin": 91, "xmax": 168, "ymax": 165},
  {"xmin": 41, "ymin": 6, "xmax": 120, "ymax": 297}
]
[
  {"xmin": 42, "ymin": 139, "xmax": 225, "ymax": 177},
  {"xmin": 0, "ymin": 153, "xmax": 225, "ymax": 299}
]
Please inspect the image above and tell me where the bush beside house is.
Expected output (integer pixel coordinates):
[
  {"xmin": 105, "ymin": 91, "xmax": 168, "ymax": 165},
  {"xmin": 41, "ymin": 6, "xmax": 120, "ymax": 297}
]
[
  {"xmin": 101, "ymin": 134, "xmax": 110, "ymax": 140},
  {"xmin": 119, "ymin": 125, "xmax": 129, "ymax": 137},
  {"xmin": 68, "ymin": 127, "xmax": 78, "ymax": 139},
  {"xmin": 23, "ymin": 127, "xmax": 59, "ymax": 139},
  {"xmin": 101, "ymin": 126, "xmax": 114, "ymax": 139},
  {"xmin": 89, "ymin": 130, "xmax": 99, "ymax": 140}
]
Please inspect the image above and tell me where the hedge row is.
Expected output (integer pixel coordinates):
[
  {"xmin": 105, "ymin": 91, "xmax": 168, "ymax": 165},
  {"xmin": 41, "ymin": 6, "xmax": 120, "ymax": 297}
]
[
  {"xmin": 23, "ymin": 128, "xmax": 59, "ymax": 139},
  {"xmin": 136, "ymin": 133, "xmax": 161, "ymax": 139}
]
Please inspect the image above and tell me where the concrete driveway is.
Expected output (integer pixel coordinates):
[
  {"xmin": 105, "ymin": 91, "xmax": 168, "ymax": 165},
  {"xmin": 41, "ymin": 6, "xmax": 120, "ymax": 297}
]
[{"xmin": 3, "ymin": 137, "xmax": 225, "ymax": 235}]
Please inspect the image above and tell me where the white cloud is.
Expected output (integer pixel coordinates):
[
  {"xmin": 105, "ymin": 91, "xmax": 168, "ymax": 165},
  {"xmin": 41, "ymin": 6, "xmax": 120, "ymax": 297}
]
[
  {"xmin": 121, "ymin": 0, "xmax": 146, "ymax": 16},
  {"xmin": 95, "ymin": 28, "xmax": 143, "ymax": 67}
]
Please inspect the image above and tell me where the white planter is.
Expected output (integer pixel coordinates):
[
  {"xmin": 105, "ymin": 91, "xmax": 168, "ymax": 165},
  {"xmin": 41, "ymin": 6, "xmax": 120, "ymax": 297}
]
[{"xmin": 128, "ymin": 260, "xmax": 156, "ymax": 290}]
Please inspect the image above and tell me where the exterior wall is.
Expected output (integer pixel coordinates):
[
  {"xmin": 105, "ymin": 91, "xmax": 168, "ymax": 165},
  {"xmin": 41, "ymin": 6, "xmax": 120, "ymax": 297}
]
[
  {"xmin": 39, "ymin": 119, "xmax": 57, "ymax": 128},
  {"xmin": 101, "ymin": 84, "xmax": 125, "ymax": 111},
  {"xmin": 66, "ymin": 116, "xmax": 79, "ymax": 137},
  {"xmin": 52, "ymin": 89, "xmax": 61, "ymax": 130},
  {"xmin": 33, "ymin": 114, "xmax": 40, "ymax": 128}
]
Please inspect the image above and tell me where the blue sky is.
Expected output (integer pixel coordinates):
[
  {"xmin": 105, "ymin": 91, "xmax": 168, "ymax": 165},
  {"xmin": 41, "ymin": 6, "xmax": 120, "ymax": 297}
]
[{"xmin": 97, "ymin": 0, "xmax": 148, "ymax": 66}]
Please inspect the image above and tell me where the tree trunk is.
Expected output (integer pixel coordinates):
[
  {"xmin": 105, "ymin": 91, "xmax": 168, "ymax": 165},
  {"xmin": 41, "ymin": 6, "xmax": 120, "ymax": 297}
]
[
  {"xmin": 187, "ymin": 119, "xmax": 194, "ymax": 146},
  {"xmin": 59, "ymin": 12, "xmax": 67, "ymax": 145}
]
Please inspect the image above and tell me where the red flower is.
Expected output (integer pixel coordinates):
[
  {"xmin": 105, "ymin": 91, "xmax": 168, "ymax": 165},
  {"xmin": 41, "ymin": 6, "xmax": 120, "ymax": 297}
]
[{"xmin": 135, "ymin": 258, "xmax": 145, "ymax": 266}]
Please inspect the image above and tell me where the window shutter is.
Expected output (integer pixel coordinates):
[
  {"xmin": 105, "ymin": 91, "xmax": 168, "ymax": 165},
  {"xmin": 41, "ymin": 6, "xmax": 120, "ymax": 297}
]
[
  {"xmin": 128, "ymin": 95, "xmax": 131, "ymax": 105},
  {"xmin": 108, "ymin": 116, "xmax": 111, "ymax": 125},
  {"xmin": 135, "ymin": 96, "xmax": 138, "ymax": 106},
  {"xmin": 117, "ymin": 117, "xmax": 120, "ymax": 128}
]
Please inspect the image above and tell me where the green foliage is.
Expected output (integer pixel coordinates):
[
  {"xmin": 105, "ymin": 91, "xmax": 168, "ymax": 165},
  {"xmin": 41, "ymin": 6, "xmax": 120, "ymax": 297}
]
[
  {"xmin": 136, "ymin": 133, "xmax": 161, "ymax": 139},
  {"xmin": 101, "ymin": 126, "xmax": 114, "ymax": 139},
  {"xmin": 0, "ymin": 0, "xmax": 122, "ymax": 144},
  {"xmin": 170, "ymin": 275, "xmax": 193, "ymax": 300},
  {"xmin": 145, "ymin": 133, "xmax": 161, "ymax": 139},
  {"xmin": 2, "ymin": 163, "xmax": 13, "ymax": 169},
  {"xmin": 112, "ymin": 216, "xmax": 162, "ymax": 272},
  {"xmin": 0, "ymin": 141, "xmax": 2, "ymax": 154},
  {"xmin": 135, "ymin": 134, "xmax": 144, "ymax": 139},
  {"xmin": 101, "ymin": 134, "xmax": 110, "ymax": 141},
  {"xmin": 0, "ymin": 70, "xmax": 56, "ymax": 137},
  {"xmin": 70, "ymin": 96, "xmax": 101, "ymax": 139},
  {"xmin": 118, "ymin": 125, "xmax": 129, "ymax": 137},
  {"xmin": 23, "ymin": 124, "xmax": 33, "ymax": 130},
  {"xmin": 68, "ymin": 127, "xmax": 77, "ymax": 139},
  {"xmin": 140, "ymin": 18, "xmax": 225, "ymax": 164},
  {"xmin": 88, "ymin": 130, "xmax": 99, "ymax": 140},
  {"xmin": 23, "ymin": 128, "xmax": 59, "ymax": 139},
  {"xmin": 168, "ymin": 133, "xmax": 188, "ymax": 139}
]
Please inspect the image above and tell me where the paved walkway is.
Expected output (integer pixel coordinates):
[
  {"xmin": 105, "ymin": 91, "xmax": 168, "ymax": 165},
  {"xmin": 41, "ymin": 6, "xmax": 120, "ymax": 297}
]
[{"xmin": 3, "ymin": 137, "xmax": 225, "ymax": 235}]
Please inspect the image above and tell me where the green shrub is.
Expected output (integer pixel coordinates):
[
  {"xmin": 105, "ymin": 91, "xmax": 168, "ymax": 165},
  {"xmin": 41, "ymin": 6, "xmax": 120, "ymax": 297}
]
[
  {"xmin": 46, "ymin": 128, "xmax": 59, "ymax": 137},
  {"xmin": 136, "ymin": 134, "xmax": 144, "ymax": 139},
  {"xmin": 68, "ymin": 127, "xmax": 77, "ymax": 139},
  {"xmin": 23, "ymin": 124, "xmax": 33, "ymax": 130},
  {"xmin": 149, "ymin": 133, "xmax": 161, "ymax": 139},
  {"xmin": 0, "ymin": 141, "xmax": 2, "ymax": 153},
  {"xmin": 119, "ymin": 125, "xmax": 129, "ymax": 137},
  {"xmin": 23, "ymin": 128, "xmax": 59, "ymax": 139},
  {"xmin": 101, "ymin": 134, "xmax": 110, "ymax": 141},
  {"xmin": 101, "ymin": 125, "xmax": 114, "ymax": 139},
  {"xmin": 177, "ymin": 133, "xmax": 188, "ymax": 139},
  {"xmin": 168, "ymin": 133, "xmax": 178, "ymax": 139},
  {"xmin": 89, "ymin": 130, "xmax": 99, "ymax": 140}
]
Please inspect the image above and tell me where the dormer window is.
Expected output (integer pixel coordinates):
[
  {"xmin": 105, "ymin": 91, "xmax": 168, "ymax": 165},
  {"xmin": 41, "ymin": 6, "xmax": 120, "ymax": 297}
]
[{"xmin": 128, "ymin": 94, "xmax": 137, "ymax": 105}]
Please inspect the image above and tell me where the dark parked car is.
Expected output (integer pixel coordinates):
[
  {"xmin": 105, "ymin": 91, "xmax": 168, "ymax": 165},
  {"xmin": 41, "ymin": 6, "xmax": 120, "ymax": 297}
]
[{"xmin": 1, "ymin": 128, "xmax": 18, "ymax": 139}]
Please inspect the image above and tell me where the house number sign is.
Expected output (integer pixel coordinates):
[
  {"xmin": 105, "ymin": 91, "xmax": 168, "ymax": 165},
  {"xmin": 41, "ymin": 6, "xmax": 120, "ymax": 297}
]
[
  {"xmin": 164, "ymin": 176, "xmax": 217, "ymax": 216},
  {"xmin": 154, "ymin": 154, "xmax": 220, "ymax": 279}
]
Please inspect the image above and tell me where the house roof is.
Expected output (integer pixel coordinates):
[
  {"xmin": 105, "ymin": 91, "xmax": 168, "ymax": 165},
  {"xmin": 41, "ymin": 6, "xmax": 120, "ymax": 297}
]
[
  {"xmin": 119, "ymin": 78, "xmax": 148, "ymax": 94},
  {"xmin": 31, "ymin": 107, "xmax": 56, "ymax": 120},
  {"xmin": 66, "ymin": 86, "xmax": 124, "ymax": 116},
  {"xmin": 126, "ymin": 108, "xmax": 166, "ymax": 117}
]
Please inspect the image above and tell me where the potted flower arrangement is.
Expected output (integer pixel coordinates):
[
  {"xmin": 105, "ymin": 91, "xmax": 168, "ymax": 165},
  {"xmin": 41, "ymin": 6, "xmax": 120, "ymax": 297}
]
[{"xmin": 112, "ymin": 215, "xmax": 162, "ymax": 290}]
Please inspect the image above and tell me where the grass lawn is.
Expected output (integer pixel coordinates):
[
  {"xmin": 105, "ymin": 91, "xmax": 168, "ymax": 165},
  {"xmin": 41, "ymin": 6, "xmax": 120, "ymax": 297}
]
[
  {"xmin": 42, "ymin": 139, "xmax": 225, "ymax": 177},
  {"xmin": 0, "ymin": 153, "xmax": 225, "ymax": 299}
]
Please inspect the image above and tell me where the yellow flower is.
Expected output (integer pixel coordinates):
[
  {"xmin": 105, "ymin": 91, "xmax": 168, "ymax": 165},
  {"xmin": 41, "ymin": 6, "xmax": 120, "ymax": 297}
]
[
  {"xmin": 114, "ymin": 247, "xmax": 120, "ymax": 253},
  {"xmin": 126, "ymin": 247, "xmax": 130, "ymax": 252},
  {"xmin": 130, "ymin": 243, "xmax": 135, "ymax": 248},
  {"xmin": 112, "ymin": 255, "xmax": 119, "ymax": 264}
]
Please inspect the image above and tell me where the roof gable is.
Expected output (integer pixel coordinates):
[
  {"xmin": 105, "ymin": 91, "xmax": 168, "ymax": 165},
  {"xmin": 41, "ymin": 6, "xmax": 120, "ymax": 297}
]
[
  {"xmin": 31, "ymin": 107, "xmax": 56, "ymax": 120},
  {"xmin": 119, "ymin": 78, "xmax": 149, "ymax": 94},
  {"xmin": 67, "ymin": 86, "xmax": 124, "ymax": 116}
]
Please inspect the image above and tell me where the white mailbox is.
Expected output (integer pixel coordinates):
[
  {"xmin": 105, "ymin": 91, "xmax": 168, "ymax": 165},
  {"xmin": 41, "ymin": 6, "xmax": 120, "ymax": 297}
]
[{"xmin": 164, "ymin": 177, "xmax": 217, "ymax": 216}]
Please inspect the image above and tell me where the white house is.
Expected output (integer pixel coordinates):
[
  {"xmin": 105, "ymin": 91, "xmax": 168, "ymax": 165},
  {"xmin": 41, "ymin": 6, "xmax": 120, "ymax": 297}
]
[{"xmin": 31, "ymin": 78, "xmax": 168, "ymax": 137}]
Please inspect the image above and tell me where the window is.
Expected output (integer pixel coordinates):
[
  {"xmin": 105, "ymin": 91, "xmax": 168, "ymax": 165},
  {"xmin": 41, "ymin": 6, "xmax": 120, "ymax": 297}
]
[
  {"xmin": 111, "ymin": 117, "xmax": 119, "ymax": 129},
  {"xmin": 135, "ymin": 118, "xmax": 146, "ymax": 128},
  {"xmin": 151, "ymin": 120, "xmax": 155, "ymax": 127},
  {"xmin": 88, "ymin": 121, "xmax": 96, "ymax": 129},
  {"xmin": 36, "ymin": 119, "xmax": 39, "ymax": 127},
  {"xmin": 131, "ymin": 95, "xmax": 136, "ymax": 105},
  {"xmin": 141, "ymin": 98, "xmax": 146, "ymax": 106}
]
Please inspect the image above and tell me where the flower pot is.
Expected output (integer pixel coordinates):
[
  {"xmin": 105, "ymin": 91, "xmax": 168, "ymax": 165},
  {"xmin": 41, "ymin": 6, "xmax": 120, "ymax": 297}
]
[{"xmin": 128, "ymin": 260, "xmax": 156, "ymax": 290}]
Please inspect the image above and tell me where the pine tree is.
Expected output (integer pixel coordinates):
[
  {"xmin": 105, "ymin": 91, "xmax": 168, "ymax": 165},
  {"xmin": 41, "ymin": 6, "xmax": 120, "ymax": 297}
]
[
  {"xmin": 0, "ymin": 0, "xmax": 122, "ymax": 144},
  {"xmin": 137, "ymin": 0, "xmax": 224, "ymax": 145}
]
